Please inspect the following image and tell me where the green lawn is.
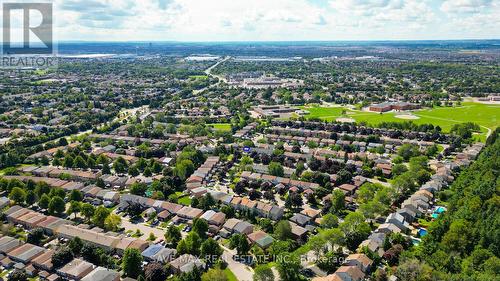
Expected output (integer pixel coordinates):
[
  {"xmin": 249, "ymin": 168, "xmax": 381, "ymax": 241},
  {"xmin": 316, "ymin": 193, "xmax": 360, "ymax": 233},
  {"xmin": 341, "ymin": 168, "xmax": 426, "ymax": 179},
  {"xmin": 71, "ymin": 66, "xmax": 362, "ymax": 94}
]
[
  {"xmin": 224, "ymin": 268, "xmax": 238, "ymax": 281},
  {"xmin": 178, "ymin": 195, "xmax": 192, "ymax": 206},
  {"xmin": 298, "ymin": 102, "xmax": 500, "ymax": 141},
  {"xmin": 208, "ymin": 123, "xmax": 232, "ymax": 131},
  {"xmin": 189, "ymin": 75, "xmax": 208, "ymax": 80}
]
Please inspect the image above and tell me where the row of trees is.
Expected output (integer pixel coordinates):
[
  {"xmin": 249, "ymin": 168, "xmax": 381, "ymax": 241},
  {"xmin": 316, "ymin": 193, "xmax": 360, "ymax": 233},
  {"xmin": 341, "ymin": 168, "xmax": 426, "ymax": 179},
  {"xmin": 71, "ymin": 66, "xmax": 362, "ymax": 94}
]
[{"xmin": 395, "ymin": 135, "xmax": 500, "ymax": 280}]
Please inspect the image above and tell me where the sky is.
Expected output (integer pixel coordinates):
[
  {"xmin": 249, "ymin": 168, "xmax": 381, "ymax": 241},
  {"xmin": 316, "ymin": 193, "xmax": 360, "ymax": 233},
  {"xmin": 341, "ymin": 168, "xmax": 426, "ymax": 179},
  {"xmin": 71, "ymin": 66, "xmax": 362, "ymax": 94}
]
[{"xmin": 35, "ymin": 0, "xmax": 500, "ymax": 41}]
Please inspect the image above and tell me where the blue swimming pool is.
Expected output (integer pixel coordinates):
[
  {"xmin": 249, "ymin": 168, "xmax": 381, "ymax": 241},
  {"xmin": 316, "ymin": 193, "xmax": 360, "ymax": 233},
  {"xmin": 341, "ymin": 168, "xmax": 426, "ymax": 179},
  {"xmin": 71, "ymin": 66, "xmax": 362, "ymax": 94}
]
[
  {"xmin": 418, "ymin": 228, "xmax": 428, "ymax": 237},
  {"xmin": 411, "ymin": 238, "xmax": 421, "ymax": 245},
  {"xmin": 435, "ymin": 206, "xmax": 446, "ymax": 213}
]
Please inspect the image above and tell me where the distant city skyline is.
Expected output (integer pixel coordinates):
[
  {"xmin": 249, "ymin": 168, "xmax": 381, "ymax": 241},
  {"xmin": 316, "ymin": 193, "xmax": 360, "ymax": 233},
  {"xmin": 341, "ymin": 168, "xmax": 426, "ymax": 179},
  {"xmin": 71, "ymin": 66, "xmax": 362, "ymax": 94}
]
[{"xmin": 31, "ymin": 0, "xmax": 500, "ymax": 41}]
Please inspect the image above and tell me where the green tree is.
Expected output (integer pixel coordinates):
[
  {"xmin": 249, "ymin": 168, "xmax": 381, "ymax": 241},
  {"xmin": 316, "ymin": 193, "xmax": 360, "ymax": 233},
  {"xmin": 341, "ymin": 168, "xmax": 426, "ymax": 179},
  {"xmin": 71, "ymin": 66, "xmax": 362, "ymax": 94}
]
[
  {"xmin": 259, "ymin": 218, "xmax": 273, "ymax": 233},
  {"xmin": 274, "ymin": 220, "xmax": 292, "ymax": 241},
  {"xmin": 38, "ymin": 194, "xmax": 50, "ymax": 209},
  {"xmin": 26, "ymin": 228, "xmax": 45, "ymax": 245},
  {"xmin": 320, "ymin": 214, "xmax": 339, "ymax": 229},
  {"xmin": 395, "ymin": 258, "xmax": 433, "ymax": 281},
  {"xmin": 73, "ymin": 156, "xmax": 87, "ymax": 169},
  {"xmin": 253, "ymin": 264, "xmax": 274, "ymax": 281},
  {"xmin": 9, "ymin": 187, "xmax": 26, "ymax": 204},
  {"xmin": 276, "ymin": 254, "xmax": 304, "ymax": 281},
  {"xmin": 330, "ymin": 189, "xmax": 345, "ymax": 214},
  {"xmin": 340, "ymin": 212, "xmax": 371, "ymax": 251},
  {"xmin": 143, "ymin": 167, "xmax": 153, "ymax": 177},
  {"xmin": 92, "ymin": 206, "xmax": 111, "ymax": 228},
  {"xmin": 268, "ymin": 162, "xmax": 284, "ymax": 177},
  {"xmin": 69, "ymin": 189, "xmax": 83, "ymax": 202},
  {"xmin": 201, "ymin": 268, "xmax": 227, "ymax": 281},
  {"xmin": 322, "ymin": 228, "xmax": 346, "ymax": 247},
  {"xmin": 192, "ymin": 218, "xmax": 209, "ymax": 239},
  {"xmin": 66, "ymin": 201, "xmax": 81, "ymax": 218},
  {"xmin": 128, "ymin": 166, "xmax": 140, "ymax": 177},
  {"xmin": 130, "ymin": 182, "xmax": 148, "ymax": 195},
  {"xmin": 113, "ymin": 156, "xmax": 128, "ymax": 173},
  {"xmin": 104, "ymin": 214, "xmax": 122, "ymax": 231},
  {"xmin": 185, "ymin": 232, "xmax": 202, "ymax": 255},
  {"xmin": 48, "ymin": 196, "xmax": 65, "ymax": 215},
  {"xmin": 230, "ymin": 233, "xmax": 250, "ymax": 255},
  {"xmin": 392, "ymin": 164, "xmax": 408, "ymax": 176},
  {"xmin": 52, "ymin": 247, "xmax": 73, "ymax": 268},
  {"xmin": 25, "ymin": 190, "xmax": 37, "ymax": 206},
  {"xmin": 165, "ymin": 225, "xmax": 182, "ymax": 246},
  {"xmin": 63, "ymin": 155, "xmax": 74, "ymax": 168},
  {"xmin": 122, "ymin": 248, "xmax": 143, "ymax": 278},
  {"xmin": 176, "ymin": 239, "xmax": 189, "ymax": 255},
  {"xmin": 68, "ymin": 237, "xmax": 83, "ymax": 256},
  {"xmin": 308, "ymin": 235, "xmax": 327, "ymax": 257},
  {"xmin": 8, "ymin": 269, "xmax": 28, "ymax": 281},
  {"xmin": 200, "ymin": 238, "xmax": 223, "ymax": 261},
  {"xmin": 392, "ymin": 173, "xmax": 417, "ymax": 197},
  {"xmin": 80, "ymin": 203, "xmax": 95, "ymax": 222},
  {"xmin": 398, "ymin": 144, "xmax": 420, "ymax": 161}
]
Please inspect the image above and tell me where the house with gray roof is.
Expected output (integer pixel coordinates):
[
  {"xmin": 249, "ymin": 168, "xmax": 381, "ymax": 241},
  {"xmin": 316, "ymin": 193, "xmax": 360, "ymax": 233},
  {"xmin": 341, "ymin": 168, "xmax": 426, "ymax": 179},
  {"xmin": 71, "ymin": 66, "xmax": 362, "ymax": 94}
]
[
  {"xmin": 81, "ymin": 267, "xmax": 119, "ymax": 281},
  {"xmin": 385, "ymin": 213, "xmax": 409, "ymax": 232},
  {"xmin": 234, "ymin": 221, "xmax": 254, "ymax": 235},
  {"xmin": 0, "ymin": 236, "xmax": 23, "ymax": 254}
]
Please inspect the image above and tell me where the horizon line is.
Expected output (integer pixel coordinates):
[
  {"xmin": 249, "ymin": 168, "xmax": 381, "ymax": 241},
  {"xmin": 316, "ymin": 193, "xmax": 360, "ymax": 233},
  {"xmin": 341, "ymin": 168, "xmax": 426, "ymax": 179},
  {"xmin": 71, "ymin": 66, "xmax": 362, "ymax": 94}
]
[{"xmin": 52, "ymin": 38, "xmax": 500, "ymax": 44}]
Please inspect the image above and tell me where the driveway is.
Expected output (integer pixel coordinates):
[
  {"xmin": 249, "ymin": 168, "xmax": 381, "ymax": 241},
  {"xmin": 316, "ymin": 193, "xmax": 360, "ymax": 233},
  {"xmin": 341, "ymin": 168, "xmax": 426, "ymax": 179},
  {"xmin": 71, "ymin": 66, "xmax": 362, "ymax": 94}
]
[
  {"xmin": 120, "ymin": 217, "xmax": 165, "ymax": 243},
  {"xmin": 220, "ymin": 245, "xmax": 254, "ymax": 281}
]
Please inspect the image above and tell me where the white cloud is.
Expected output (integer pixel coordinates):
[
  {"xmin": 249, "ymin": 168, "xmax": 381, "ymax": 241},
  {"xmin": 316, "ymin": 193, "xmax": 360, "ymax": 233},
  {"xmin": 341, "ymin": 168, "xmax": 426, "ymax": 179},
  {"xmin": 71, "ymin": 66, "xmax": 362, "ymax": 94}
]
[
  {"xmin": 49, "ymin": 0, "xmax": 500, "ymax": 41},
  {"xmin": 441, "ymin": 0, "xmax": 493, "ymax": 13}
]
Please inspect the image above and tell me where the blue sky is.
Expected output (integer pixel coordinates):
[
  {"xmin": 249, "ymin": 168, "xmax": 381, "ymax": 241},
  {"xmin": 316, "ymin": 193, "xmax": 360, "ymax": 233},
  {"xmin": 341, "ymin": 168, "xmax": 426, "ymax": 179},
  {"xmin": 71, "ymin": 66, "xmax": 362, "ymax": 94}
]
[{"xmin": 50, "ymin": 0, "xmax": 499, "ymax": 41}]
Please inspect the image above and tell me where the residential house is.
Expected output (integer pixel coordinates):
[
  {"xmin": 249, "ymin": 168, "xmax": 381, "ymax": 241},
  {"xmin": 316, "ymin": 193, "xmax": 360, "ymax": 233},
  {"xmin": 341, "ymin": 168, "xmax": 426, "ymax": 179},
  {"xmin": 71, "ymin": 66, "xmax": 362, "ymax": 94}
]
[
  {"xmin": 57, "ymin": 258, "xmax": 94, "ymax": 280},
  {"xmin": 81, "ymin": 267, "xmax": 120, "ymax": 281},
  {"xmin": 335, "ymin": 265, "xmax": 365, "ymax": 281},
  {"xmin": 169, "ymin": 254, "xmax": 205, "ymax": 274},
  {"xmin": 344, "ymin": 254, "xmax": 373, "ymax": 273},
  {"xmin": 247, "ymin": 231, "xmax": 274, "ymax": 249},
  {"xmin": 7, "ymin": 243, "xmax": 45, "ymax": 264},
  {"xmin": 385, "ymin": 213, "xmax": 409, "ymax": 232}
]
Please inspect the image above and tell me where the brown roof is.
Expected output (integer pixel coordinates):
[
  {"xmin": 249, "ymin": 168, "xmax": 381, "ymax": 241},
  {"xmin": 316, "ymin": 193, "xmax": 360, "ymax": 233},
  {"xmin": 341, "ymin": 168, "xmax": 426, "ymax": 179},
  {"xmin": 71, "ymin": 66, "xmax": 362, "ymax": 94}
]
[
  {"xmin": 301, "ymin": 208, "xmax": 321, "ymax": 218},
  {"xmin": 336, "ymin": 265, "xmax": 365, "ymax": 280},
  {"xmin": 247, "ymin": 231, "xmax": 268, "ymax": 243},
  {"xmin": 57, "ymin": 258, "xmax": 94, "ymax": 279},
  {"xmin": 245, "ymin": 200, "xmax": 257, "ymax": 209},
  {"xmin": 128, "ymin": 240, "xmax": 149, "ymax": 252},
  {"xmin": 210, "ymin": 212, "xmax": 226, "ymax": 225},
  {"xmin": 346, "ymin": 253, "xmax": 373, "ymax": 268},
  {"xmin": 312, "ymin": 274, "xmax": 343, "ymax": 281},
  {"xmin": 338, "ymin": 184, "xmax": 357, "ymax": 192},
  {"xmin": 230, "ymin": 197, "xmax": 242, "ymax": 205},
  {"xmin": 223, "ymin": 218, "xmax": 241, "ymax": 230},
  {"xmin": 32, "ymin": 249, "xmax": 54, "ymax": 270}
]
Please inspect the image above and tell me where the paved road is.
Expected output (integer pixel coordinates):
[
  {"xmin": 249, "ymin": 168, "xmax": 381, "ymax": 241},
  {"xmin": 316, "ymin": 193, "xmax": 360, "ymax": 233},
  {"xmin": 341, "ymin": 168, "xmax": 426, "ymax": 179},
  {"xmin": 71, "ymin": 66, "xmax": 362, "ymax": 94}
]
[
  {"xmin": 192, "ymin": 57, "xmax": 230, "ymax": 95},
  {"xmin": 220, "ymin": 245, "xmax": 254, "ymax": 281}
]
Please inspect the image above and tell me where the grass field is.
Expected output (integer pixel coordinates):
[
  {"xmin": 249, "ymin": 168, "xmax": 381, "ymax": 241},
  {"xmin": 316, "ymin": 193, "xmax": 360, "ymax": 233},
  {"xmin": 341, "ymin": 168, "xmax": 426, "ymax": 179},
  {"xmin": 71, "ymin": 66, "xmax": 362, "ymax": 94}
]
[
  {"xmin": 189, "ymin": 75, "xmax": 209, "ymax": 80},
  {"xmin": 177, "ymin": 193, "xmax": 192, "ymax": 206},
  {"xmin": 224, "ymin": 268, "xmax": 238, "ymax": 281},
  {"xmin": 298, "ymin": 102, "xmax": 500, "ymax": 141},
  {"xmin": 208, "ymin": 123, "xmax": 232, "ymax": 131}
]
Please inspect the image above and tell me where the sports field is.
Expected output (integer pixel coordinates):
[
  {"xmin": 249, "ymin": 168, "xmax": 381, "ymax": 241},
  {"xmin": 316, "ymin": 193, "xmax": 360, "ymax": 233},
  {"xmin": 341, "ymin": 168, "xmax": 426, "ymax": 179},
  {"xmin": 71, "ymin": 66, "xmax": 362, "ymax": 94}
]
[
  {"xmin": 298, "ymin": 102, "xmax": 499, "ymax": 141},
  {"xmin": 208, "ymin": 123, "xmax": 232, "ymax": 131}
]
